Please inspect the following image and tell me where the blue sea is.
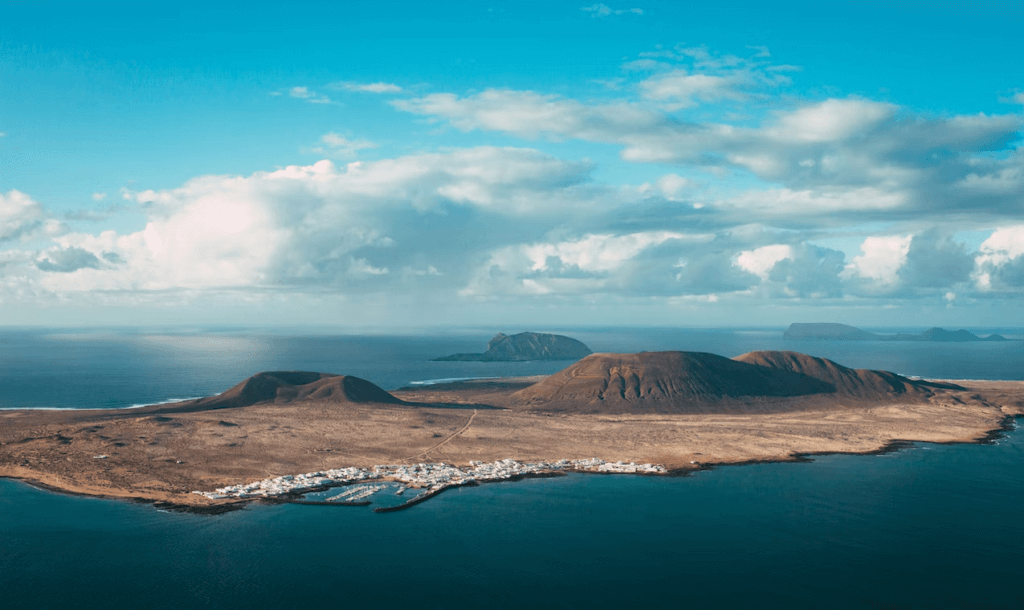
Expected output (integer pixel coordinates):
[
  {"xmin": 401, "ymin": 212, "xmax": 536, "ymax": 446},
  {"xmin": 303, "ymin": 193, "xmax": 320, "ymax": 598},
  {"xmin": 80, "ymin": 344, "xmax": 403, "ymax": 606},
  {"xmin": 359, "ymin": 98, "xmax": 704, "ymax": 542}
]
[{"xmin": 1, "ymin": 326, "xmax": 1022, "ymax": 609}]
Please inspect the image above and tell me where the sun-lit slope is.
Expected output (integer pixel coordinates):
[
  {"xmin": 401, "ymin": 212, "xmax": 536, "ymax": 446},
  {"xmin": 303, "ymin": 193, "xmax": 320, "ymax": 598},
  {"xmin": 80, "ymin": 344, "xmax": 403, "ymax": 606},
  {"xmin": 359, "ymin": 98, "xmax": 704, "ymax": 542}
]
[
  {"xmin": 186, "ymin": 371, "xmax": 403, "ymax": 410},
  {"xmin": 733, "ymin": 351, "xmax": 962, "ymax": 399},
  {"xmin": 508, "ymin": 351, "xmax": 835, "ymax": 413}
]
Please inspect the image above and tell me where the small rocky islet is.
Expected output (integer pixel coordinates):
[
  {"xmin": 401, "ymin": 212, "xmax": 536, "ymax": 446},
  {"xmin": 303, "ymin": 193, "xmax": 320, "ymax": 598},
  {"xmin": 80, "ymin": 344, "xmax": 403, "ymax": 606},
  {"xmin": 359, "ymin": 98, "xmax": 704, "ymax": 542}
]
[{"xmin": 433, "ymin": 331, "xmax": 593, "ymax": 361}]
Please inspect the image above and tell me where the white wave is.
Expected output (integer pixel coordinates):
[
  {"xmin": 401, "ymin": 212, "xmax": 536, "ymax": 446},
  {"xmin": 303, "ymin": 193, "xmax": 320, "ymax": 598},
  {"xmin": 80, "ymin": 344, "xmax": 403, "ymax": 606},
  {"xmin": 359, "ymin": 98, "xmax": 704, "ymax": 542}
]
[
  {"xmin": 0, "ymin": 397, "xmax": 201, "ymax": 411},
  {"xmin": 407, "ymin": 376, "xmax": 498, "ymax": 386}
]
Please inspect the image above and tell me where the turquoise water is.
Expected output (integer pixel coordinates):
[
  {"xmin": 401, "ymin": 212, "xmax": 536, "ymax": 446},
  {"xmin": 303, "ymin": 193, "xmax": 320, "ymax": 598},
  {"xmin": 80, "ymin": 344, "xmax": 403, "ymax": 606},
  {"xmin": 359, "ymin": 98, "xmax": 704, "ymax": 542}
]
[
  {"xmin": 1, "ymin": 328, "xmax": 1023, "ymax": 608},
  {"xmin": 2, "ymin": 430, "xmax": 1022, "ymax": 609}
]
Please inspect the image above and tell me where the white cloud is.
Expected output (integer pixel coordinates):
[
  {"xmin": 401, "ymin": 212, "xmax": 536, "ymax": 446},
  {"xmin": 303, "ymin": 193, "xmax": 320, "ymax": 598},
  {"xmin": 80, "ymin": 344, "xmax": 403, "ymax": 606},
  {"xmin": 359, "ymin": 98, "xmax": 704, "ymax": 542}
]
[
  {"xmin": 975, "ymin": 225, "xmax": 1024, "ymax": 290},
  {"xmin": 14, "ymin": 148, "xmax": 602, "ymax": 297},
  {"xmin": 655, "ymin": 173, "xmax": 690, "ymax": 199},
  {"xmin": 396, "ymin": 85, "xmax": 1022, "ymax": 221},
  {"xmin": 978, "ymin": 225, "xmax": 1024, "ymax": 265},
  {"xmin": 765, "ymin": 244, "xmax": 846, "ymax": 298},
  {"xmin": 36, "ymin": 246, "xmax": 103, "ymax": 273},
  {"xmin": 959, "ymin": 154, "xmax": 1023, "ymax": 194},
  {"xmin": 91, "ymin": 192, "xmax": 107, "ymax": 202},
  {"xmin": 1, "ymin": 190, "xmax": 43, "ymax": 240},
  {"xmin": 721, "ymin": 187, "xmax": 907, "ymax": 215},
  {"xmin": 523, "ymin": 231, "xmax": 686, "ymax": 273},
  {"xmin": 393, "ymin": 89, "xmax": 663, "ymax": 142},
  {"xmin": 621, "ymin": 59, "xmax": 664, "ymax": 72},
  {"xmin": 462, "ymin": 230, "xmax": 718, "ymax": 297},
  {"xmin": 843, "ymin": 235, "xmax": 912, "ymax": 286},
  {"xmin": 287, "ymin": 86, "xmax": 332, "ymax": 104},
  {"xmin": 581, "ymin": 4, "xmax": 643, "ymax": 17},
  {"xmin": 735, "ymin": 244, "xmax": 793, "ymax": 279},
  {"xmin": 330, "ymin": 81, "xmax": 402, "ymax": 94},
  {"xmin": 1, "ymin": 190, "xmax": 62, "ymax": 242},
  {"xmin": 765, "ymin": 99, "xmax": 895, "ymax": 143},
  {"xmin": 311, "ymin": 133, "xmax": 378, "ymax": 158},
  {"xmin": 639, "ymin": 70, "xmax": 739, "ymax": 109},
  {"xmin": 632, "ymin": 45, "xmax": 793, "ymax": 110},
  {"xmin": 348, "ymin": 257, "xmax": 389, "ymax": 276}
]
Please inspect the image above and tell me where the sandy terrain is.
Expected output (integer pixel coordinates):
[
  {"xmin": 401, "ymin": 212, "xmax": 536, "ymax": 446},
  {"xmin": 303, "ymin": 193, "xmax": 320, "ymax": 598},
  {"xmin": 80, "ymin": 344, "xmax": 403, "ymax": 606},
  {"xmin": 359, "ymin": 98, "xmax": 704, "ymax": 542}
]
[{"xmin": 1, "ymin": 377, "xmax": 1021, "ymax": 511}]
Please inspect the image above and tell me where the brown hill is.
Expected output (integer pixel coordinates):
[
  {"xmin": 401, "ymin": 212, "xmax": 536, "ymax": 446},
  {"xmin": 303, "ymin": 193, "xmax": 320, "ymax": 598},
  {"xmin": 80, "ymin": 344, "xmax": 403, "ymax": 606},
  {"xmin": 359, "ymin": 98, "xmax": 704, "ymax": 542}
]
[
  {"xmin": 732, "ymin": 351, "xmax": 962, "ymax": 399},
  {"xmin": 509, "ymin": 351, "xmax": 835, "ymax": 414},
  {"xmin": 187, "ymin": 371, "xmax": 403, "ymax": 410}
]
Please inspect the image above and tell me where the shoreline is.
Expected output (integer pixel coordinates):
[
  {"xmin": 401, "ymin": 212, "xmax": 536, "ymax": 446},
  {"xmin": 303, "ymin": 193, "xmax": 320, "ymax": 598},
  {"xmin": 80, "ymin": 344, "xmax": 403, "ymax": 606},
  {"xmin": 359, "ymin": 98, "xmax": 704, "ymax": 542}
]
[
  {"xmin": 677, "ymin": 413, "xmax": 1022, "ymax": 477},
  {"xmin": 3, "ymin": 372, "xmax": 1021, "ymax": 515},
  {"xmin": 4, "ymin": 414, "xmax": 1019, "ymax": 515}
]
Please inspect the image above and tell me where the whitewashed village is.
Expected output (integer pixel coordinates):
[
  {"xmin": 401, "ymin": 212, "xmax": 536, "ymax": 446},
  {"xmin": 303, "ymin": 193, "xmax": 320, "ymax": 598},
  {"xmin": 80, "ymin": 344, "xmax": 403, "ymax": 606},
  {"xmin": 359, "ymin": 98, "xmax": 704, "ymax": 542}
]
[{"xmin": 194, "ymin": 458, "xmax": 667, "ymax": 510}]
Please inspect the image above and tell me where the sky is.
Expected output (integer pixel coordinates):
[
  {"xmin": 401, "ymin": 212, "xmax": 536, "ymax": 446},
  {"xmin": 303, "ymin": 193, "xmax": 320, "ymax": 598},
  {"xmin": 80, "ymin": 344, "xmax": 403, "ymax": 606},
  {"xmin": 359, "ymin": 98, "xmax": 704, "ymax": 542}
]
[{"xmin": 1, "ymin": 0, "xmax": 1022, "ymax": 329}]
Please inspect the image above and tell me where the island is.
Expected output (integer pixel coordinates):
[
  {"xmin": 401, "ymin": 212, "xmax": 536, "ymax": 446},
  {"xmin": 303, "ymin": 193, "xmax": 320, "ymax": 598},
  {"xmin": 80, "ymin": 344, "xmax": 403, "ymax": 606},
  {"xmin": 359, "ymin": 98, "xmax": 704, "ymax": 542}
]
[
  {"xmin": 1, "ymin": 349, "xmax": 1021, "ymax": 513},
  {"xmin": 784, "ymin": 323, "xmax": 1009, "ymax": 342},
  {"xmin": 433, "ymin": 331, "xmax": 593, "ymax": 361}
]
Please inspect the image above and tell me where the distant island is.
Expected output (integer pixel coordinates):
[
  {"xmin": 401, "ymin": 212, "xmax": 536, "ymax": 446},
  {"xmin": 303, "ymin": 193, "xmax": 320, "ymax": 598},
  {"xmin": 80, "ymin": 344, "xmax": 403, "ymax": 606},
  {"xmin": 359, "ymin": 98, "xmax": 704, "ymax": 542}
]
[
  {"xmin": 434, "ymin": 332, "xmax": 593, "ymax": 361},
  {"xmin": 784, "ymin": 323, "xmax": 1009, "ymax": 342}
]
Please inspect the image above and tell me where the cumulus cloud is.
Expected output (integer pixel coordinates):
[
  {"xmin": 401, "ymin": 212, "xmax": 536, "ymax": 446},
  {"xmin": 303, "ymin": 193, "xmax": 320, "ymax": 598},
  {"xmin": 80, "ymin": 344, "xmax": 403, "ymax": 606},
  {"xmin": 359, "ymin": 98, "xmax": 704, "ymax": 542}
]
[
  {"xmin": 11, "ymin": 148, "xmax": 609, "ymax": 298},
  {"xmin": 976, "ymin": 225, "xmax": 1024, "ymax": 290},
  {"xmin": 461, "ymin": 230, "xmax": 713, "ymax": 297},
  {"xmin": 581, "ymin": 4, "xmax": 643, "ymax": 17},
  {"xmin": 35, "ymin": 246, "xmax": 103, "ymax": 273},
  {"xmin": 897, "ymin": 230, "xmax": 974, "ymax": 290},
  {"xmin": 639, "ymin": 70, "xmax": 741, "ymax": 109},
  {"xmin": 977, "ymin": 225, "xmax": 1024, "ymax": 266},
  {"xmin": 634, "ymin": 46, "xmax": 793, "ymax": 110},
  {"xmin": 8, "ymin": 42, "xmax": 1024, "ymax": 312},
  {"xmin": 1, "ymin": 190, "xmax": 44, "ymax": 241},
  {"xmin": 394, "ymin": 80, "xmax": 1022, "ymax": 222},
  {"xmin": 310, "ymin": 133, "xmax": 378, "ymax": 158},
  {"xmin": 329, "ymin": 81, "xmax": 403, "ymax": 94},
  {"xmin": 842, "ymin": 235, "xmax": 912, "ymax": 289},
  {"xmin": 287, "ymin": 86, "xmax": 333, "ymax": 104},
  {"xmin": 0, "ymin": 190, "xmax": 63, "ymax": 242},
  {"xmin": 348, "ymin": 257, "xmax": 389, "ymax": 277},
  {"xmin": 768, "ymin": 244, "xmax": 846, "ymax": 298},
  {"xmin": 394, "ymin": 89, "xmax": 664, "ymax": 141},
  {"xmin": 720, "ymin": 186, "xmax": 907, "ymax": 217},
  {"xmin": 735, "ymin": 244, "xmax": 792, "ymax": 279}
]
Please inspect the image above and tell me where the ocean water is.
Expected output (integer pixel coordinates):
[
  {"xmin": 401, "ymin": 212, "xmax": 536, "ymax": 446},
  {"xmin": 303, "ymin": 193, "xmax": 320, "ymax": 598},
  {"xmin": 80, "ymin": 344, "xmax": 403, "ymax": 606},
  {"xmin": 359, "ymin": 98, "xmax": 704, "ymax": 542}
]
[
  {"xmin": 1, "ymin": 327, "xmax": 1023, "ymax": 608},
  {"xmin": 1, "ymin": 326, "xmax": 1021, "ymax": 409}
]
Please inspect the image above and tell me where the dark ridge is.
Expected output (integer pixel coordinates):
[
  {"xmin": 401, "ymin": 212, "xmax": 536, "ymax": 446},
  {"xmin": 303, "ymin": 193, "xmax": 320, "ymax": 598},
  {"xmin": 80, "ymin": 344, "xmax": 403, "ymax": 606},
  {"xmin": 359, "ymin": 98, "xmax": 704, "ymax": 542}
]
[
  {"xmin": 509, "ymin": 351, "xmax": 834, "ymax": 414},
  {"xmin": 186, "ymin": 371, "xmax": 402, "ymax": 410},
  {"xmin": 785, "ymin": 323, "xmax": 1011, "ymax": 342},
  {"xmin": 783, "ymin": 323, "xmax": 880, "ymax": 341},
  {"xmin": 733, "ymin": 351, "xmax": 965, "ymax": 398},
  {"xmin": 434, "ymin": 332, "xmax": 593, "ymax": 362},
  {"xmin": 893, "ymin": 327, "xmax": 1009, "ymax": 342}
]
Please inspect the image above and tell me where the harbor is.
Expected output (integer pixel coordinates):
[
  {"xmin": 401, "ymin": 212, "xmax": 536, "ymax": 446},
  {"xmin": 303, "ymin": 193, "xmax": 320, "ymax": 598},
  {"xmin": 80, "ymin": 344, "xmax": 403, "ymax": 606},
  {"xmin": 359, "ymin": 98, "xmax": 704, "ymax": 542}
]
[{"xmin": 192, "ymin": 458, "xmax": 668, "ymax": 510}]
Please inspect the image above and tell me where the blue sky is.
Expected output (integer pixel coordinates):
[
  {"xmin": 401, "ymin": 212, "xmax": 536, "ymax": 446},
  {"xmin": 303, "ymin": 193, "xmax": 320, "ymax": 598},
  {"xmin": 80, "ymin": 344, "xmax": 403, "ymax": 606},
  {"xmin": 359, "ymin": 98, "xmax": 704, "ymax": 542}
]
[{"xmin": 1, "ymin": 1, "xmax": 1022, "ymax": 328}]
